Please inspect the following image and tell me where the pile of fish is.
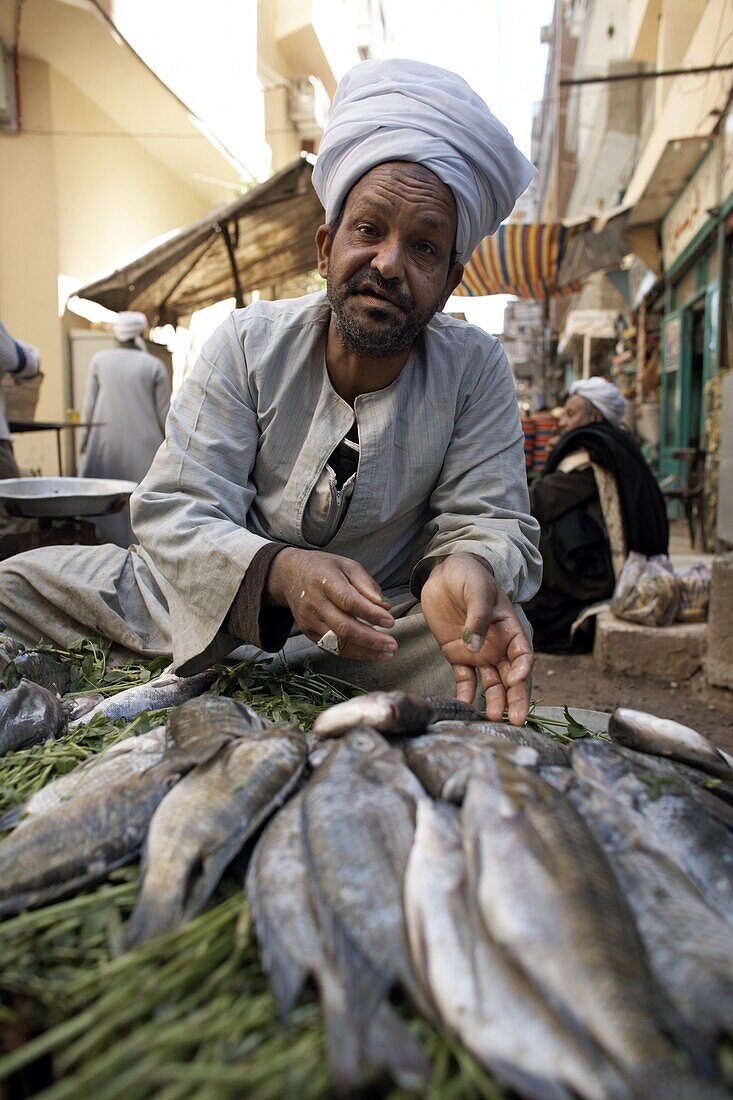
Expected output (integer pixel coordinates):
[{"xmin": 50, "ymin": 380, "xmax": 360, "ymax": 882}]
[{"xmin": 2, "ymin": 638, "xmax": 733, "ymax": 1098}]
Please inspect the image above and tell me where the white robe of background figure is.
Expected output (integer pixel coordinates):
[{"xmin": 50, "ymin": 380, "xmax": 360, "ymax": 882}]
[{"xmin": 80, "ymin": 311, "xmax": 171, "ymax": 548}]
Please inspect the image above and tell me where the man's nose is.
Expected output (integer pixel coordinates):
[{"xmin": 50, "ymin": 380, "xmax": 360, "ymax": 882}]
[{"xmin": 370, "ymin": 237, "xmax": 405, "ymax": 281}]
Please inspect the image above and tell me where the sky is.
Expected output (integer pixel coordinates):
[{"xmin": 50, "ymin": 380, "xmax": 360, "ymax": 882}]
[
  {"xmin": 107, "ymin": 0, "xmax": 554, "ymax": 337},
  {"xmin": 383, "ymin": 0, "xmax": 554, "ymax": 332}
]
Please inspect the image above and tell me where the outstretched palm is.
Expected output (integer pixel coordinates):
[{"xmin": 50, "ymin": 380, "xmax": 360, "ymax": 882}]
[{"xmin": 421, "ymin": 553, "xmax": 533, "ymax": 725}]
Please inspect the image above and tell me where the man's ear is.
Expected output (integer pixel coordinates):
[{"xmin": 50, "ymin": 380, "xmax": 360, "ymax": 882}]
[
  {"xmin": 439, "ymin": 261, "xmax": 464, "ymax": 309},
  {"xmin": 315, "ymin": 224, "xmax": 332, "ymax": 279}
]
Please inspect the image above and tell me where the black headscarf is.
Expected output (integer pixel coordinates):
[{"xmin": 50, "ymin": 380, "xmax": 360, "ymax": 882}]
[{"xmin": 543, "ymin": 422, "xmax": 668, "ymax": 556}]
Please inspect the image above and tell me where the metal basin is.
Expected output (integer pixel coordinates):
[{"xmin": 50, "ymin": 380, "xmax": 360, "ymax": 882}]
[
  {"xmin": 531, "ymin": 705, "xmax": 610, "ymax": 734},
  {"xmin": 0, "ymin": 478, "xmax": 137, "ymax": 518}
]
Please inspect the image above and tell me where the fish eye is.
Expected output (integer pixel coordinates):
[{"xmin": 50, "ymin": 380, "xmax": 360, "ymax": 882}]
[{"xmin": 350, "ymin": 730, "xmax": 376, "ymax": 751}]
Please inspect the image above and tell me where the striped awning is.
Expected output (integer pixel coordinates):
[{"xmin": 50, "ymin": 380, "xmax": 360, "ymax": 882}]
[{"xmin": 456, "ymin": 222, "xmax": 583, "ymax": 299}]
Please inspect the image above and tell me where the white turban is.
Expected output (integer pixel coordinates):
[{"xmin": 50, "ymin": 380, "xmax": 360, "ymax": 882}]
[
  {"xmin": 114, "ymin": 311, "xmax": 147, "ymax": 351},
  {"xmin": 570, "ymin": 378, "xmax": 626, "ymax": 427},
  {"xmin": 312, "ymin": 59, "xmax": 536, "ymax": 262}
]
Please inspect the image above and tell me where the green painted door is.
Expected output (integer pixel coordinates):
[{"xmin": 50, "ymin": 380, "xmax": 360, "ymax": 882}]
[{"xmin": 659, "ymin": 309, "xmax": 689, "ymax": 485}]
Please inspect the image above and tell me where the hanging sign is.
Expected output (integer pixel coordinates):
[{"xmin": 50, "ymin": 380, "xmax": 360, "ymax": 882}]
[{"xmin": 662, "ymin": 150, "xmax": 717, "ymax": 270}]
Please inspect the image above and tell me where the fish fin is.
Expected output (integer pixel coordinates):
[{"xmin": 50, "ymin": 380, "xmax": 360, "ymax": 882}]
[
  {"xmin": 629, "ymin": 1067, "xmax": 730, "ymax": 1099},
  {"xmin": 477, "ymin": 1057, "xmax": 575, "ymax": 1100},
  {"xmin": 124, "ymin": 832, "xmax": 189, "ymax": 949},
  {"xmin": 366, "ymin": 1001, "xmax": 430, "ymax": 1090},
  {"xmin": 124, "ymin": 876, "xmax": 188, "ymax": 948},
  {"xmin": 659, "ymin": 1007, "xmax": 719, "ymax": 1081},
  {"xmin": 0, "ymin": 804, "xmax": 23, "ymax": 830},
  {"xmin": 442, "ymin": 766, "xmax": 470, "ymax": 804},
  {"xmin": 0, "ymin": 853, "xmax": 136, "ymax": 919}
]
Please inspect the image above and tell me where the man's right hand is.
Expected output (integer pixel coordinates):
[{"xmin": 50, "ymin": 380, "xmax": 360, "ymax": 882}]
[{"xmin": 266, "ymin": 548, "xmax": 397, "ymax": 661}]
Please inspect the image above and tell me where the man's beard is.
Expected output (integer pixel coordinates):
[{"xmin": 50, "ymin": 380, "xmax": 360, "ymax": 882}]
[{"xmin": 326, "ymin": 270, "xmax": 443, "ymax": 358}]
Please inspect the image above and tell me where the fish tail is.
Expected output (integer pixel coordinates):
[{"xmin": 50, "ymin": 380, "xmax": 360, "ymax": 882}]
[
  {"xmin": 123, "ymin": 880, "xmax": 186, "ymax": 949},
  {"xmin": 245, "ymin": 863, "xmax": 307, "ymax": 1020},
  {"xmin": 0, "ymin": 805, "xmax": 23, "ymax": 831},
  {"xmin": 365, "ymin": 1001, "xmax": 430, "ymax": 1090},
  {"xmin": 319, "ymin": 966, "xmax": 367, "ymax": 1092}
]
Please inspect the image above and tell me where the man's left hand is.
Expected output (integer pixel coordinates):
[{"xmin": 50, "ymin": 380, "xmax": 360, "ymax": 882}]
[{"xmin": 421, "ymin": 552, "xmax": 534, "ymax": 726}]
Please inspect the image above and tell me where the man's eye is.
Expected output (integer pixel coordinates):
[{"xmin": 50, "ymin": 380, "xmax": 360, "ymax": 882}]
[
  {"xmin": 356, "ymin": 224, "xmax": 378, "ymax": 236},
  {"xmin": 416, "ymin": 241, "xmax": 437, "ymax": 256}
]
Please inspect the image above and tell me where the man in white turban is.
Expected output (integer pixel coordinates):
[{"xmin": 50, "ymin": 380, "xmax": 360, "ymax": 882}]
[
  {"xmin": 525, "ymin": 377, "xmax": 668, "ymax": 652},
  {"xmin": 0, "ymin": 58, "xmax": 542, "ymax": 725},
  {"xmin": 113, "ymin": 311, "xmax": 148, "ymax": 352},
  {"xmin": 79, "ymin": 310, "xmax": 170, "ymax": 547},
  {"xmin": 567, "ymin": 377, "xmax": 626, "ymax": 429}
]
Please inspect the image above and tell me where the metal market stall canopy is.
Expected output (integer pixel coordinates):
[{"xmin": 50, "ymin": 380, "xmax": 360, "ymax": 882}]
[{"xmin": 75, "ymin": 156, "xmax": 325, "ymax": 325}]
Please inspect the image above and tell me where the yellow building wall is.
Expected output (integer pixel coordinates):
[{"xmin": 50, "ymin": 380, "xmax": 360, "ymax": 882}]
[
  {"xmin": 0, "ymin": 56, "xmax": 212, "ymax": 474},
  {"xmin": 625, "ymin": 0, "xmax": 733, "ymax": 207},
  {"xmin": 0, "ymin": 57, "xmax": 64, "ymax": 474},
  {"xmin": 50, "ymin": 67, "xmax": 211, "ymax": 296}
]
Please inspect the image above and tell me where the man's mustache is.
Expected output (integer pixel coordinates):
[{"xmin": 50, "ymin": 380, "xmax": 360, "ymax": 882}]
[{"xmin": 345, "ymin": 273, "xmax": 413, "ymax": 311}]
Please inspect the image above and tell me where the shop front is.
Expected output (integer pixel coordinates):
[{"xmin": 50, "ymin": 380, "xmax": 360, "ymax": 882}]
[{"xmin": 659, "ymin": 146, "xmax": 721, "ymax": 490}]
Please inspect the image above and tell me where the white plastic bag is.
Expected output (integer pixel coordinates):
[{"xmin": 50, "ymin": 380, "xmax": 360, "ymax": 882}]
[
  {"xmin": 675, "ymin": 564, "xmax": 711, "ymax": 623},
  {"xmin": 611, "ymin": 552, "xmax": 679, "ymax": 627}
]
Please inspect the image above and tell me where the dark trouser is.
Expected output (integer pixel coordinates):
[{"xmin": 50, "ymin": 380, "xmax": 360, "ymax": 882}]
[
  {"xmin": 0, "ymin": 439, "xmax": 22, "ymax": 534},
  {"xmin": 0, "ymin": 439, "xmax": 20, "ymax": 479}
]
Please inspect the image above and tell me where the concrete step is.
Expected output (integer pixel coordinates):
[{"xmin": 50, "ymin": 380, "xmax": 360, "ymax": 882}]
[
  {"xmin": 706, "ymin": 553, "xmax": 733, "ymax": 690},
  {"xmin": 594, "ymin": 610, "xmax": 706, "ymax": 681}
]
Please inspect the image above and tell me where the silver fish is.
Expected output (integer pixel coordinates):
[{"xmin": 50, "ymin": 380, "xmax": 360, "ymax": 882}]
[
  {"xmin": 68, "ymin": 669, "xmax": 218, "ymax": 727},
  {"xmin": 313, "ymin": 691, "xmax": 485, "ymax": 740},
  {"xmin": 572, "ymin": 739, "xmax": 733, "ymax": 926},
  {"xmin": 0, "ymin": 631, "xmax": 24, "ymax": 673},
  {"xmin": 247, "ymin": 792, "xmax": 429, "ymax": 1092},
  {"xmin": 0, "ymin": 759, "xmax": 182, "ymax": 916},
  {"xmin": 0, "ymin": 681, "xmax": 66, "ymax": 754},
  {"xmin": 463, "ymin": 755, "xmax": 703, "ymax": 1087},
  {"xmin": 430, "ymin": 719, "xmax": 571, "ymax": 766},
  {"xmin": 405, "ymin": 799, "xmax": 619, "ymax": 1100},
  {"xmin": 61, "ymin": 692, "xmax": 106, "ymax": 724},
  {"xmin": 167, "ymin": 694, "xmax": 272, "ymax": 766},
  {"xmin": 312, "ymin": 691, "xmax": 433, "ymax": 739},
  {"xmin": 125, "ymin": 725, "xmax": 306, "ymax": 945},
  {"xmin": 570, "ymin": 779, "xmax": 733, "ymax": 1046},
  {"xmin": 403, "ymin": 731, "xmax": 538, "ymax": 801},
  {"xmin": 424, "ymin": 695, "xmax": 484, "ymax": 721},
  {"xmin": 9, "ymin": 651, "xmax": 70, "ymax": 695},
  {"xmin": 604, "ymin": 742, "xmax": 733, "ymax": 832},
  {"xmin": 0, "ymin": 727, "xmax": 168, "ymax": 830},
  {"xmin": 610, "ymin": 708, "xmax": 733, "ymax": 778},
  {"xmin": 301, "ymin": 728, "xmax": 431, "ymax": 1041}
]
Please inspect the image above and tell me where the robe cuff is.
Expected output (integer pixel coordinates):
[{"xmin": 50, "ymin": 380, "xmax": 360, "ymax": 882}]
[
  {"xmin": 225, "ymin": 541, "xmax": 294, "ymax": 652},
  {"xmin": 410, "ymin": 551, "xmax": 495, "ymax": 598}
]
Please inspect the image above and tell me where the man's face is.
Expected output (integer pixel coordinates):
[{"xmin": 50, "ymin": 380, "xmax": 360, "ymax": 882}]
[
  {"xmin": 559, "ymin": 394, "xmax": 602, "ymax": 433},
  {"xmin": 316, "ymin": 162, "xmax": 464, "ymax": 358}
]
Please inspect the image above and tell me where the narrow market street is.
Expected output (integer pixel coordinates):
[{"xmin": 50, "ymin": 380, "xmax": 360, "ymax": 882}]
[{"xmin": 535, "ymin": 519, "xmax": 733, "ymax": 747}]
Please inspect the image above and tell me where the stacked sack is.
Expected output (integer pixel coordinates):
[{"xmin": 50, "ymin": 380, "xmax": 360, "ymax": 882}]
[{"xmin": 611, "ymin": 551, "xmax": 711, "ymax": 627}]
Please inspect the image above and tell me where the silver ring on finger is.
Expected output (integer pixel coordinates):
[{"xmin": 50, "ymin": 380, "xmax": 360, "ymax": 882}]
[{"xmin": 316, "ymin": 629, "xmax": 341, "ymax": 655}]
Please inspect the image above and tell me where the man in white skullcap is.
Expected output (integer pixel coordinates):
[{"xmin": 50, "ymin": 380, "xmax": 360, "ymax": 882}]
[
  {"xmin": 525, "ymin": 376, "xmax": 668, "ymax": 652},
  {"xmin": 79, "ymin": 310, "xmax": 170, "ymax": 547},
  {"xmin": 0, "ymin": 59, "xmax": 542, "ymax": 724}
]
